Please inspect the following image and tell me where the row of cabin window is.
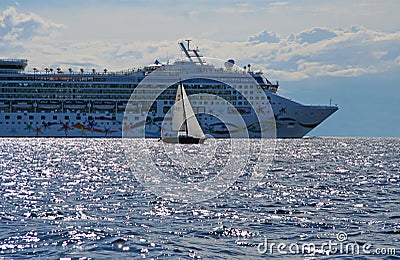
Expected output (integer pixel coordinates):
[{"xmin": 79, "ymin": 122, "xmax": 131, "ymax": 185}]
[
  {"xmin": 1, "ymin": 115, "xmax": 113, "ymax": 121},
  {"xmin": 4, "ymin": 115, "xmax": 79, "ymax": 120},
  {"xmin": 0, "ymin": 121, "xmax": 116, "ymax": 125}
]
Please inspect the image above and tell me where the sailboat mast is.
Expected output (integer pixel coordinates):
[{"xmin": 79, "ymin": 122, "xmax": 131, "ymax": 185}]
[{"xmin": 180, "ymin": 82, "xmax": 189, "ymax": 136}]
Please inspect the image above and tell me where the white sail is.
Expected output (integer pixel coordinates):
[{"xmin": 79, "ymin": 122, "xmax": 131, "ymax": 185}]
[
  {"xmin": 181, "ymin": 85, "xmax": 205, "ymax": 138},
  {"xmin": 171, "ymin": 83, "xmax": 205, "ymax": 138},
  {"xmin": 171, "ymin": 83, "xmax": 186, "ymax": 134}
]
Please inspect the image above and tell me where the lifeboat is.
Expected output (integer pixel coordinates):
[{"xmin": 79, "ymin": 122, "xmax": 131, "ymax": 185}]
[
  {"xmin": 38, "ymin": 101, "xmax": 61, "ymax": 110},
  {"xmin": 12, "ymin": 102, "xmax": 32, "ymax": 109},
  {"xmin": 64, "ymin": 101, "xmax": 86, "ymax": 110},
  {"xmin": 93, "ymin": 101, "xmax": 115, "ymax": 110}
]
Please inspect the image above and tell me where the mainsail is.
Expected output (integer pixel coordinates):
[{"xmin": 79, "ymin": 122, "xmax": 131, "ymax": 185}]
[{"xmin": 162, "ymin": 82, "xmax": 206, "ymax": 144}]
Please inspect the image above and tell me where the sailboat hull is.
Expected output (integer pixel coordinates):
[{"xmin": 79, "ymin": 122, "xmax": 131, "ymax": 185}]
[{"xmin": 162, "ymin": 136, "xmax": 206, "ymax": 144}]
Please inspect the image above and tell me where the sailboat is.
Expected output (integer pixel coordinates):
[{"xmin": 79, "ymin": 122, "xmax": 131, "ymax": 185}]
[{"xmin": 162, "ymin": 82, "xmax": 206, "ymax": 144}]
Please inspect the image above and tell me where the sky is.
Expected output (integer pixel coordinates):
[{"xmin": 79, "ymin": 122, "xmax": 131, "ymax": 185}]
[{"xmin": 0, "ymin": 0, "xmax": 399, "ymax": 137}]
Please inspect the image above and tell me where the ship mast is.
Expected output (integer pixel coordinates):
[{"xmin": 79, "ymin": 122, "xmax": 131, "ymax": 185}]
[{"xmin": 180, "ymin": 81, "xmax": 189, "ymax": 136}]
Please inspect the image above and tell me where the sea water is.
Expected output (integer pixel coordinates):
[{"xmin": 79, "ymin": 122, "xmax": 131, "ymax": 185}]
[{"xmin": 0, "ymin": 137, "xmax": 399, "ymax": 259}]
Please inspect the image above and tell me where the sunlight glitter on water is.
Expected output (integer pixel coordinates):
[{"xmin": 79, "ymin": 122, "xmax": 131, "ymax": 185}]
[{"xmin": 0, "ymin": 138, "xmax": 399, "ymax": 258}]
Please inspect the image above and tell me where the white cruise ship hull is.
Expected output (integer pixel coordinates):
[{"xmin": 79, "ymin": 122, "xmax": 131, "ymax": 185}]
[{"xmin": 0, "ymin": 104, "xmax": 337, "ymax": 138}]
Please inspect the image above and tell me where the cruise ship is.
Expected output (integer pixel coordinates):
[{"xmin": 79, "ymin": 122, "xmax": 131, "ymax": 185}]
[{"xmin": 0, "ymin": 41, "xmax": 338, "ymax": 138}]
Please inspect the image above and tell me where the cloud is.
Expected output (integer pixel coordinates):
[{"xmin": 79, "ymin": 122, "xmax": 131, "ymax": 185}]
[
  {"xmin": 244, "ymin": 26, "xmax": 400, "ymax": 80},
  {"xmin": 288, "ymin": 27, "xmax": 338, "ymax": 44},
  {"xmin": 0, "ymin": 7, "xmax": 65, "ymax": 41},
  {"xmin": 0, "ymin": 8, "xmax": 399, "ymax": 82},
  {"xmin": 214, "ymin": 5, "xmax": 254, "ymax": 14},
  {"xmin": 215, "ymin": 8, "xmax": 252, "ymax": 14},
  {"xmin": 296, "ymin": 59, "xmax": 377, "ymax": 77},
  {"xmin": 248, "ymin": 30, "xmax": 281, "ymax": 44},
  {"xmin": 269, "ymin": 2, "xmax": 288, "ymax": 7}
]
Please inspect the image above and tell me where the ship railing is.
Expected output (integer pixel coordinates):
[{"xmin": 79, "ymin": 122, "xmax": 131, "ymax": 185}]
[
  {"xmin": 26, "ymin": 68, "xmax": 143, "ymax": 77},
  {"xmin": 0, "ymin": 59, "xmax": 28, "ymax": 63}
]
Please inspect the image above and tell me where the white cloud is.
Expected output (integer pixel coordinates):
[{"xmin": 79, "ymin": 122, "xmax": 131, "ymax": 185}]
[
  {"xmin": 289, "ymin": 27, "xmax": 338, "ymax": 44},
  {"xmin": 263, "ymin": 69, "xmax": 309, "ymax": 81},
  {"xmin": 372, "ymin": 51, "xmax": 388, "ymax": 59},
  {"xmin": 1, "ymin": 8, "xmax": 399, "ymax": 82},
  {"xmin": 214, "ymin": 7, "xmax": 253, "ymax": 14},
  {"xmin": 248, "ymin": 31, "xmax": 281, "ymax": 44},
  {"xmin": 243, "ymin": 26, "xmax": 400, "ymax": 80},
  {"xmin": 0, "ymin": 7, "xmax": 65, "ymax": 41},
  {"xmin": 269, "ymin": 2, "xmax": 288, "ymax": 7},
  {"xmin": 295, "ymin": 60, "xmax": 377, "ymax": 77}
]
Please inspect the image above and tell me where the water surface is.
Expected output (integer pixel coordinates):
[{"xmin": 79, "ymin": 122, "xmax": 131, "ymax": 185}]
[{"xmin": 0, "ymin": 137, "xmax": 399, "ymax": 258}]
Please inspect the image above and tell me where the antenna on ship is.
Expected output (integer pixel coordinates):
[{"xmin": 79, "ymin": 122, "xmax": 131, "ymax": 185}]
[
  {"xmin": 178, "ymin": 39, "xmax": 205, "ymax": 65},
  {"xmin": 166, "ymin": 48, "xmax": 170, "ymax": 65},
  {"xmin": 185, "ymin": 39, "xmax": 191, "ymax": 50}
]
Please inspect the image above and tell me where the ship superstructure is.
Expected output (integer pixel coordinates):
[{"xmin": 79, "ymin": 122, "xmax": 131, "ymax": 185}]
[{"xmin": 0, "ymin": 42, "xmax": 337, "ymax": 138}]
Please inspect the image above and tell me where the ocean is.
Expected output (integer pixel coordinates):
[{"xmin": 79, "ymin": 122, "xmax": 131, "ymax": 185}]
[{"xmin": 0, "ymin": 137, "xmax": 399, "ymax": 259}]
